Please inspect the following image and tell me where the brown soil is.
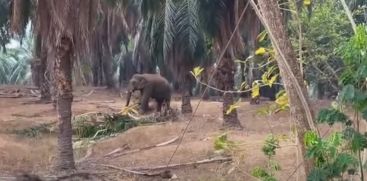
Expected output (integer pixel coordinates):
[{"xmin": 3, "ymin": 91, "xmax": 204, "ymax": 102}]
[{"xmin": 0, "ymin": 85, "xmax": 333, "ymax": 180}]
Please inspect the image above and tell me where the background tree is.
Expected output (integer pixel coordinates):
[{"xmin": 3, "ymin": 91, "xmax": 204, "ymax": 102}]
[
  {"xmin": 198, "ymin": 0, "xmax": 247, "ymax": 128},
  {"xmin": 11, "ymin": 0, "xmax": 100, "ymax": 171},
  {"xmin": 252, "ymin": 0, "xmax": 318, "ymax": 175}
]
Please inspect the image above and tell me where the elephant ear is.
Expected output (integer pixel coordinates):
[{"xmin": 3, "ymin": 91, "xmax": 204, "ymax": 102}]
[{"xmin": 136, "ymin": 76, "xmax": 147, "ymax": 89}]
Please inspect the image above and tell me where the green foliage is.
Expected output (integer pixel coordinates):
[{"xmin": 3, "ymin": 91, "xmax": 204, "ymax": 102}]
[
  {"xmin": 306, "ymin": 24, "xmax": 367, "ymax": 181},
  {"xmin": 307, "ymin": 168, "xmax": 328, "ymax": 181},
  {"xmin": 251, "ymin": 135, "xmax": 280, "ymax": 181},
  {"xmin": 316, "ymin": 108, "xmax": 348, "ymax": 125},
  {"xmin": 305, "ymin": 131, "xmax": 358, "ymax": 180},
  {"xmin": 342, "ymin": 127, "xmax": 367, "ymax": 153},
  {"xmin": 12, "ymin": 123, "xmax": 54, "ymax": 138},
  {"xmin": 262, "ymin": 135, "xmax": 280, "ymax": 158},
  {"xmin": 289, "ymin": 0, "xmax": 352, "ymax": 96},
  {"xmin": 213, "ymin": 133, "xmax": 236, "ymax": 152},
  {"xmin": 73, "ymin": 113, "xmax": 138, "ymax": 139},
  {"xmin": 251, "ymin": 166, "xmax": 277, "ymax": 181},
  {"xmin": 0, "ymin": 22, "xmax": 33, "ymax": 84}
]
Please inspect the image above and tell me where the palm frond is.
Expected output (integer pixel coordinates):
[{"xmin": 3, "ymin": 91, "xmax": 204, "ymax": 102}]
[
  {"xmin": 10, "ymin": 0, "xmax": 32, "ymax": 38},
  {"xmin": 176, "ymin": 0, "xmax": 200, "ymax": 55},
  {"xmin": 163, "ymin": 0, "xmax": 176, "ymax": 61}
]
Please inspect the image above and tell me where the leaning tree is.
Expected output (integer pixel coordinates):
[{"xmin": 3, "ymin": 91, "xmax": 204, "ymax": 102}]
[{"xmin": 252, "ymin": 0, "xmax": 318, "ymax": 176}]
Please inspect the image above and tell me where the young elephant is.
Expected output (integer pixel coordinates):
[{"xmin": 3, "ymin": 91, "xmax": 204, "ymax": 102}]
[{"xmin": 125, "ymin": 73, "xmax": 171, "ymax": 114}]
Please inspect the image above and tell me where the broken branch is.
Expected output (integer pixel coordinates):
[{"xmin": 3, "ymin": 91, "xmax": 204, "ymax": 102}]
[
  {"xmin": 131, "ymin": 157, "xmax": 233, "ymax": 171},
  {"xmin": 105, "ymin": 136, "xmax": 179, "ymax": 158}
]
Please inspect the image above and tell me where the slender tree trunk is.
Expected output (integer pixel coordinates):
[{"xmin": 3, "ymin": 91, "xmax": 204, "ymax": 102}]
[
  {"xmin": 47, "ymin": 47, "xmax": 57, "ymax": 108},
  {"xmin": 213, "ymin": 0, "xmax": 243, "ymax": 128},
  {"xmin": 39, "ymin": 47, "xmax": 50, "ymax": 101},
  {"xmin": 31, "ymin": 33, "xmax": 42, "ymax": 87},
  {"xmin": 31, "ymin": 58, "xmax": 41, "ymax": 87},
  {"xmin": 256, "ymin": 0, "xmax": 315, "ymax": 175},
  {"xmin": 32, "ymin": 33, "xmax": 50, "ymax": 101},
  {"xmin": 102, "ymin": 46, "xmax": 114, "ymax": 89},
  {"xmin": 217, "ymin": 56, "xmax": 242, "ymax": 128},
  {"xmin": 181, "ymin": 75, "xmax": 193, "ymax": 113},
  {"xmin": 39, "ymin": 39, "xmax": 50, "ymax": 101},
  {"xmin": 54, "ymin": 36, "xmax": 75, "ymax": 171},
  {"xmin": 92, "ymin": 42, "xmax": 100, "ymax": 86},
  {"xmin": 201, "ymin": 69, "xmax": 210, "ymax": 100}
]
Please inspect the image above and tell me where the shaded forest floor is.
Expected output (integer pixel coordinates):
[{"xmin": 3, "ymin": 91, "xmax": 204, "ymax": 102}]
[{"xmin": 0, "ymin": 85, "xmax": 333, "ymax": 180}]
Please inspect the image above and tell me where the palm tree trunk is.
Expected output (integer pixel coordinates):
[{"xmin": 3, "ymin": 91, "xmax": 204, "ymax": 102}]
[
  {"xmin": 39, "ymin": 39, "xmax": 50, "ymax": 101},
  {"xmin": 54, "ymin": 36, "xmax": 75, "ymax": 171},
  {"xmin": 217, "ymin": 56, "xmax": 242, "ymax": 128},
  {"xmin": 39, "ymin": 48, "xmax": 50, "ymax": 101},
  {"xmin": 92, "ymin": 38, "xmax": 101, "ymax": 86},
  {"xmin": 181, "ymin": 76, "xmax": 193, "ymax": 113},
  {"xmin": 102, "ymin": 47, "xmax": 114, "ymax": 89},
  {"xmin": 31, "ymin": 33, "xmax": 42, "ymax": 87},
  {"xmin": 47, "ymin": 46, "xmax": 57, "ymax": 108},
  {"xmin": 31, "ymin": 58, "xmax": 41, "ymax": 87},
  {"xmin": 32, "ymin": 33, "xmax": 50, "ymax": 101},
  {"xmin": 256, "ymin": 0, "xmax": 315, "ymax": 175}
]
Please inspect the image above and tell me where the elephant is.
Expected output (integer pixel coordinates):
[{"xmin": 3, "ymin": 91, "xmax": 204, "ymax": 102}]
[{"xmin": 125, "ymin": 73, "xmax": 172, "ymax": 114}]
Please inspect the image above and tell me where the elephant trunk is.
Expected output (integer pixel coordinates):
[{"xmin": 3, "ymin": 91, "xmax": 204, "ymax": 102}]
[{"xmin": 126, "ymin": 91, "xmax": 132, "ymax": 106}]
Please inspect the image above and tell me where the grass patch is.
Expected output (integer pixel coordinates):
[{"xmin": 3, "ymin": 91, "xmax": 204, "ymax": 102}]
[
  {"xmin": 12, "ymin": 123, "xmax": 54, "ymax": 138},
  {"xmin": 73, "ymin": 113, "xmax": 139, "ymax": 139}
]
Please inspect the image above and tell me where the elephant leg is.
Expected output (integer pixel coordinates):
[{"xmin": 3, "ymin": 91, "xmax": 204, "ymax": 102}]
[
  {"xmin": 164, "ymin": 98, "xmax": 171, "ymax": 116},
  {"xmin": 156, "ymin": 99, "xmax": 163, "ymax": 113},
  {"xmin": 140, "ymin": 90, "xmax": 150, "ymax": 113}
]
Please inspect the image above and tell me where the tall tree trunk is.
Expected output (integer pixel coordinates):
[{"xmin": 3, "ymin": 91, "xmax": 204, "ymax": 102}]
[
  {"xmin": 216, "ymin": 56, "xmax": 242, "ymax": 128},
  {"xmin": 47, "ymin": 47, "xmax": 57, "ymax": 108},
  {"xmin": 32, "ymin": 33, "xmax": 50, "ymax": 101},
  {"xmin": 256, "ymin": 0, "xmax": 315, "ymax": 175},
  {"xmin": 54, "ymin": 36, "xmax": 75, "ymax": 171},
  {"xmin": 181, "ymin": 75, "xmax": 193, "ymax": 113},
  {"xmin": 31, "ymin": 33, "xmax": 42, "ymax": 87},
  {"xmin": 31, "ymin": 58, "xmax": 41, "ymax": 87},
  {"xmin": 102, "ymin": 46, "xmax": 114, "ymax": 89},
  {"xmin": 92, "ymin": 42, "xmax": 101, "ymax": 86},
  {"xmin": 213, "ymin": 0, "xmax": 244, "ymax": 128},
  {"xmin": 39, "ymin": 46, "xmax": 50, "ymax": 101}
]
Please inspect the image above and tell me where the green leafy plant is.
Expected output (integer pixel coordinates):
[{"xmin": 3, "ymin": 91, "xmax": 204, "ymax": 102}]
[
  {"xmin": 306, "ymin": 25, "xmax": 367, "ymax": 181},
  {"xmin": 214, "ymin": 133, "xmax": 236, "ymax": 153},
  {"xmin": 0, "ymin": 22, "xmax": 33, "ymax": 84},
  {"xmin": 73, "ymin": 113, "xmax": 138, "ymax": 139},
  {"xmin": 305, "ymin": 131, "xmax": 358, "ymax": 180},
  {"xmin": 251, "ymin": 135, "xmax": 280, "ymax": 181},
  {"xmin": 12, "ymin": 123, "xmax": 54, "ymax": 138}
]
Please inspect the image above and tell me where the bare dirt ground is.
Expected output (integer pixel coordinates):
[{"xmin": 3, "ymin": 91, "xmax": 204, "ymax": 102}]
[{"xmin": 0, "ymin": 85, "xmax": 332, "ymax": 180}]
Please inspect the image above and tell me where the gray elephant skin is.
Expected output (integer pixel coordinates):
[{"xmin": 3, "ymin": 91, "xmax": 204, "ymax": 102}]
[{"xmin": 125, "ymin": 73, "xmax": 172, "ymax": 114}]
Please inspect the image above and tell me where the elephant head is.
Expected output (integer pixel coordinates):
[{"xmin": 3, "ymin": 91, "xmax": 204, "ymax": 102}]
[{"xmin": 125, "ymin": 74, "xmax": 147, "ymax": 107}]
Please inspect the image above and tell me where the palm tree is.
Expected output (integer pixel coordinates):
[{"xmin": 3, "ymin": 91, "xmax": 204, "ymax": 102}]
[
  {"xmin": 11, "ymin": 0, "xmax": 100, "ymax": 171},
  {"xmin": 9, "ymin": 0, "xmax": 53, "ymax": 101},
  {"xmin": 129, "ymin": 0, "xmax": 247, "ymax": 124},
  {"xmin": 0, "ymin": 0, "xmax": 11, "ymax": 53},
  {"xmin": 126, "ymin": 0, "xmax": 206, "ymax": 113},
  {"xmin": 90, "ymin": 1, "xmax": 130, "ymax": 88},
  {"xmin": 197, "ymin": 0, "xmax": 246, "ymax": 127}
]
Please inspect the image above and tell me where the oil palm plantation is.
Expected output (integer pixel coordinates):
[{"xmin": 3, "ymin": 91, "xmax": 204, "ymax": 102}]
[
  {"xmin": 123, "ymin": 0, "xmax": 203, "ymax": 113},
  {"xmin": 126, "ymin": 0, "xmax": 247, "ymax": 127}
]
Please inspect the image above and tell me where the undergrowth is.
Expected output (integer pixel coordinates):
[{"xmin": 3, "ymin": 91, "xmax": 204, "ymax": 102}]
[
  {"xmin": 12, "ymin": 113, "xmax": 145, "ymax": 139},
  {"xmin": 12, "ymin": 123, "xmax": 54, "ymax": 138},
  {"xmin": 72, "ymin": 113, "xmax": 139, "ymax": 139}
]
